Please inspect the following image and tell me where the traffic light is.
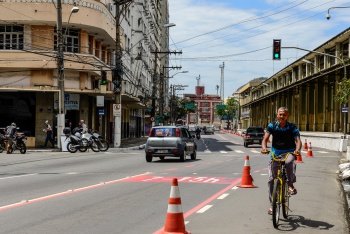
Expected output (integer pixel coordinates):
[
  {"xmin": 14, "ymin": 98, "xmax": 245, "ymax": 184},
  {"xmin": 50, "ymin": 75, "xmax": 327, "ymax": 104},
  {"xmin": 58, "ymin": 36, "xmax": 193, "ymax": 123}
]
[
  {"xmin": 101, "ymin": 71, "xmax": 107, "ymax": 85},
  {"xmin": 273, "ymin": 39, "xmax": 281, "ymax": 60}
]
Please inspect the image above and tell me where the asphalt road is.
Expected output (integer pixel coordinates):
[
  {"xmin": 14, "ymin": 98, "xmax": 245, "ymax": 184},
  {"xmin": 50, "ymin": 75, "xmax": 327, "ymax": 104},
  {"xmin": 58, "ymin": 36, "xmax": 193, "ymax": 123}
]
[{"xmin": 0, "ymin": 131, "xmax": 347, "ymax": 234}]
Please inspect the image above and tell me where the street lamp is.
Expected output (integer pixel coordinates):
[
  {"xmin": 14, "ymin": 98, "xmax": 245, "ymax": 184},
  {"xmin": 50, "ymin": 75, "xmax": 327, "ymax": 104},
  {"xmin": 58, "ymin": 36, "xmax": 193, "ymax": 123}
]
[
  {"xmin": 56, "ymin": 2, "xmax": 79, "ymax": 150},
  {"xmin": 326, "ymin": 7, "xmax": 350, "ymax": 20},
  {"xmin": 167, "ymin": 71, "xmax": 188, "ymax": 78},
  {"xmin": 302, "ymin": 59, "xmax": 322, "ymax": 74}
]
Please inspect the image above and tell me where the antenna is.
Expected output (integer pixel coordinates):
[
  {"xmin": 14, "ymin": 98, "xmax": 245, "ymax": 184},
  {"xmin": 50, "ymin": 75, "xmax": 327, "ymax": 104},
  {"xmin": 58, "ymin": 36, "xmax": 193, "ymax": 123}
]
[{"xmin": 196, "ymin": 74, "xmax": 201, "ymax": 86}]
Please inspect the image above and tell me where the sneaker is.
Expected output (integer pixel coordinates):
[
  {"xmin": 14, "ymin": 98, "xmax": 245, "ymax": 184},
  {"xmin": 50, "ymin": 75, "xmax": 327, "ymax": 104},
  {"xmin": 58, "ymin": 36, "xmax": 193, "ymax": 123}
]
[
  {"xmin": 268, "ymin": 207, "xmax": 273, "ymax": 215},
  {"xmin": 288, "ymin": 185, "xmax": 297, "ymax": 195}
]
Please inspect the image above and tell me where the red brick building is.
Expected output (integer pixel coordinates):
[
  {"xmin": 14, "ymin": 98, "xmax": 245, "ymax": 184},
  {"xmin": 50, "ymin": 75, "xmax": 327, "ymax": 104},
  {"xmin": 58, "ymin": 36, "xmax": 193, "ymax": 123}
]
[{"xmin": 183, "ymin": 86, "xmax": 222, "ymax": 126}]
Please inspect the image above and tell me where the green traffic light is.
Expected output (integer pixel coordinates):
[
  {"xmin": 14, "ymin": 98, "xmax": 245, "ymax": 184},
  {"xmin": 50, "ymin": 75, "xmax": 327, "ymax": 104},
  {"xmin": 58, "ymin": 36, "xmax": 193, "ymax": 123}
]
[{"xmin": 274, "ymin": 53, "xmax": 279, "ymax": 58}]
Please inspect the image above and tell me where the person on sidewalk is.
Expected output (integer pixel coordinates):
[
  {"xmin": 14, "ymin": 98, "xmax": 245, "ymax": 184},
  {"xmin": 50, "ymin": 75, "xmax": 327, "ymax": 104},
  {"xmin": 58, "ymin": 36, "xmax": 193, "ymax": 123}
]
[
  {"xmin": 43, "ymin": 120, "xmax": 55, "ymax": 148},
  {"xmin": 78, "ymin": 120, "xmax": 87, "ymax": 134},
  {"xmin": 4, "ymin": 122, "xmax": 17, "ymax": 154},
  {"xmin": 261, "ymin": 107, "xmax": 301, "ymax": 215}
]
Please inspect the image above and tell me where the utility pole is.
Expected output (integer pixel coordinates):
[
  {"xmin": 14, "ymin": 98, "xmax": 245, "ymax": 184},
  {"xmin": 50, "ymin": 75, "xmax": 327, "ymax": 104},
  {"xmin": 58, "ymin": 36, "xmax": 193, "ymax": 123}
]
[
  {"xmin": 160, "ymin": 65, "xmax": 182, "ymax": 122},
  {"xmin": 56, "ymin": 0, "xmax": 64, "ymax": 150},
  {"xmin": 113, "ymin": 0, "xmax": 132, "ymax": 147},
  {"xmin": 171, "ymin": 84, "xmax": 188, "ymax": 124},
  {"xmin": 219, "ymin": 62, "xmax": 225, "ymax": 102},
  {"xmin": 151, "ymin": 51, "xmax": 182, "ymax": 125}
]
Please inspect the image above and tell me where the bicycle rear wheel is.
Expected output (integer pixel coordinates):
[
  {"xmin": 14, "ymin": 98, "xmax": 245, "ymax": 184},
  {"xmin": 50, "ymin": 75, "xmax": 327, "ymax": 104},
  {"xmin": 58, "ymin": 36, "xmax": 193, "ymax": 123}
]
[
  {"xmin": 272, "ymin": 179, "xmax": 280, "ymax": 228},
  {"xmin": 282, "ymin": 180, "xmax": 290, "ymax": 218}
]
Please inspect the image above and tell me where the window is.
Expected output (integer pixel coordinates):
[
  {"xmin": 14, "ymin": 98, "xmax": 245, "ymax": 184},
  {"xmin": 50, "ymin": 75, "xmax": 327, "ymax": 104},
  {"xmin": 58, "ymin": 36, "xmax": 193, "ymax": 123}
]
[
  {"xmin": 0, "ymin": 25, "xmax": 24, "ymax": 50},
  {"xmin": 54, "ymin": 28, "xmax": 79, "ymax": 53},
  {"xmin": 201, "ymin": 102, "xmax": 209, "ymax": 107}
]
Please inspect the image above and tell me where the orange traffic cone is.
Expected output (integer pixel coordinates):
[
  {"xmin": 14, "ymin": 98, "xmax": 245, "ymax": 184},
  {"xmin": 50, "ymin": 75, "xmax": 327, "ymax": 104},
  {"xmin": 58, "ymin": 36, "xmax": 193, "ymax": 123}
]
[
  {"xmin": 295, "ymin": 152, "xmax": 304, "ymax": 163},
  {"xmin": 307, "ymin": 142, "xmax": 313, "ymax": 157},
  {"xmin": 160, "ymin": 178, "xmax": 190, "ymax": 234},
  {"xmin": 238, "ymin": 156, "xmax": 257, "ymax": 188},
  {"xmin": 303, "ymin": 139, "xmax": 308, "ymax": 150}
]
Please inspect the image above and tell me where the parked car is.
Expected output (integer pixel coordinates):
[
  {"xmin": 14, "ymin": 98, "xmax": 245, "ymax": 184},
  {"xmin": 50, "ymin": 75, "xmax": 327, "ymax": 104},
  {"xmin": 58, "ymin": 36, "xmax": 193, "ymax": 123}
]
[
  {"xmin": 204, "ymin": 126, "xmax": 214, "ymax": 134},
  {"xmin": 145, "ymin": 126, "xmax": 197, "ymax": 162},
  {"xmin": 243, "ymin": 126, "xmax": 265, "ymax": 147}
]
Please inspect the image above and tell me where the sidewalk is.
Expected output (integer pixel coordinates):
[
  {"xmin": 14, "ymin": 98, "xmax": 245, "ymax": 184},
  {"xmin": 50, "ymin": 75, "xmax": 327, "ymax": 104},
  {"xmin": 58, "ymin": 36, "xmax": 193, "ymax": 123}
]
[{"xmin": 26, "ymin": 136, "xmax": 148, "ymax": 152}]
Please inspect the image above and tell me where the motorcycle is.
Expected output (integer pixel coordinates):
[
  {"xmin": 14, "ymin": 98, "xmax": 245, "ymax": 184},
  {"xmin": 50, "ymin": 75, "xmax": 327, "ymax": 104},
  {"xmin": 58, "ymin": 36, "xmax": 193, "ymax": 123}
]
[
  {"xmin": 65, "ymin": 130, "xmax": 88, "ymax": 153},
  {"xmin": 196, "ymin": 132, "xmax": 201, "ymax": 140},
  {"xmin": 91, "ymin": 131, "xmax": 109, "ymax": 152},
  {"xmin": 9, "ymin": 134, "xmax": 27, "ymax": 154},
  {"xmin": 81, "ymin": 131, "xmax": 100, "ymax": 152},
  {"xmin": 0, "ymin": 133, "xmax": 7, "ymax": 153}
]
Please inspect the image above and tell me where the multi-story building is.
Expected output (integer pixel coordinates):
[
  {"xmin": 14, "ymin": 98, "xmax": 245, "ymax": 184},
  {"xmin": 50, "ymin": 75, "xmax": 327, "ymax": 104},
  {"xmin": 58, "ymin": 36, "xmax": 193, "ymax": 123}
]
[
  {"xmin": 237, "ymin": 27, "xmax": 350, "ymax": 134},
  {"xmin": 0, "ymin": 0, "xmax": 169, "ymax": 147},
  {"xmin": 183, "ymin": 86, "xmax": 222, "ymax": 126}
]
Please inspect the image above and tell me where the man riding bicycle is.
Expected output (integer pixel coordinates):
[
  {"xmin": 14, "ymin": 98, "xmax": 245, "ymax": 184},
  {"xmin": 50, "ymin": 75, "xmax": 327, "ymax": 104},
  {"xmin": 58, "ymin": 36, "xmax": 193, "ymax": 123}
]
[{"xmin": 261, "ymin": 107, "xmax": 301, "ymax": 215}]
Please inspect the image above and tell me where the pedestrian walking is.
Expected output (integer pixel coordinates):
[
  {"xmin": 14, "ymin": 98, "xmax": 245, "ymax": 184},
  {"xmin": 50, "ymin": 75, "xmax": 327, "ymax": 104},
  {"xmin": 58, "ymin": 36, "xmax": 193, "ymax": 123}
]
[{"xmin": 43, "ymin": 120, "xmax": 55, "ymax": 148}]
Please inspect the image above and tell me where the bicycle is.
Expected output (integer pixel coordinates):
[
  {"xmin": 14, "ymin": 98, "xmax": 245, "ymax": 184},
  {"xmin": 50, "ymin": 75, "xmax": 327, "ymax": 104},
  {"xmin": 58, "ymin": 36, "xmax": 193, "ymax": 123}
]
[{"xmin": 262, "ymin": 150, "xmax": 297, "ymax": 228}]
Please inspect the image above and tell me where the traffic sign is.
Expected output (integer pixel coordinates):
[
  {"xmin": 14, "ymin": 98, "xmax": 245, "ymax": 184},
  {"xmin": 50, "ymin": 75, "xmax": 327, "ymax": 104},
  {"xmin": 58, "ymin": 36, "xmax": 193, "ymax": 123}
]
[
  {"xmin": 217, "ymin": 105, "xmax": 226, "ymax": 110},
  {"xmin": 113, "ymin": 104, "xmax": 121, "ymax": 117},
  {"xmin": 150, "ymin": 117, "xmax": 155, "ymax": 122},
  {"xmin": 342, "ymin": 106, "xmax": 348, "ymax": 113},
  {"xmin": 185, "ymin": 103, "xmax": 195, "ymax": 109}
]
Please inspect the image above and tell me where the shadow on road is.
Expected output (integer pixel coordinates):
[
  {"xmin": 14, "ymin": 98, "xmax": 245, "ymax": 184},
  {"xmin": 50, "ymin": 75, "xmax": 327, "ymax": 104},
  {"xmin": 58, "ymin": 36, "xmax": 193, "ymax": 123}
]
[{"xmin": 276, "ymin": 214, "xmax": 334, "ymax": 231}]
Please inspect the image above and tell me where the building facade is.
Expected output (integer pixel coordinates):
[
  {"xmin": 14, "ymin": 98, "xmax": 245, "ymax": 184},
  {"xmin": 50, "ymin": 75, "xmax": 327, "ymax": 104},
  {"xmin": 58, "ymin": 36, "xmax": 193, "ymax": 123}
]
[
  {"xmin": 237, "ymin": 27, "xmax": 350, "ymax": 133},
  {"xmin": 0, "ymin": 0, "xmax": 169, "ymax": 147},
  {"xmin": 183, "ymin": 86, "xmax": 222, "ymax": 126}
]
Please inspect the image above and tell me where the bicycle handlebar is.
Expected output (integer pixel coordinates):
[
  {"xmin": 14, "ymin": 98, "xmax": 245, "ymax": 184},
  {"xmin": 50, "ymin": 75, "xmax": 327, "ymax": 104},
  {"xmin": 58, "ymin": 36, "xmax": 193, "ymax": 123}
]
[{"xmin": 261, "ymin": 150, "xmax": 298, "ymax": 162}]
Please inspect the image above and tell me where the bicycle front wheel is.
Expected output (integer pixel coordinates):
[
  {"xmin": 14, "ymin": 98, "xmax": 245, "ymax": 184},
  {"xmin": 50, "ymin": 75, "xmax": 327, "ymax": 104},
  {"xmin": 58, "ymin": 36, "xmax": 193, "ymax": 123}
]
[
  {"xmin": 272, "ymin": 179, "xmax": 281, "ymax": 228},
  {"xmin": 282, "ymin": 180, "xmax": 290, "ymax": 219}
]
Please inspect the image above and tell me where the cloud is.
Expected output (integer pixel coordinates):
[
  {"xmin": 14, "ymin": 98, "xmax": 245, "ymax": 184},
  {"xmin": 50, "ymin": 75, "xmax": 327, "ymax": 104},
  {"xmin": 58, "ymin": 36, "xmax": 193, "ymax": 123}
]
[{"xmin": 169, "ymin": 0, "xmax": 350, "ymax": 97}]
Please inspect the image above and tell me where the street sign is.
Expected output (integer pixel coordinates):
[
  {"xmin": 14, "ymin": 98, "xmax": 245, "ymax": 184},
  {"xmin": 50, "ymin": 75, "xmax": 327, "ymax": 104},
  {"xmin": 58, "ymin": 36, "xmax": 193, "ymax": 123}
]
[
  {"xmin": 217, "ymin": 105, "xmax": 226, "ymax": 110},
  {"xmin": 342, "ymin": 106, "xmax": 348, "ymax": 113},
  {"xmin": 113, "ymin": 104, "xmax": 121, "ymax": 117},
  {"xmin": 98, "ymin": 108, "xmax": 104, "ymax": 115},
  {"xmin": 185, "ymin": 103, "xmax": 195, "ymax": 109},
  {"xmin": 150, "ymin": 117, "xmax": 155, "ymax": 122}
]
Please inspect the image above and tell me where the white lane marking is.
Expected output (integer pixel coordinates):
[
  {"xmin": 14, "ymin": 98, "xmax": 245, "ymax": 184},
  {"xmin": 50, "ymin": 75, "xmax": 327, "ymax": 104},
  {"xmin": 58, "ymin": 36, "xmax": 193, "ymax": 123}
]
[
  {"xmin": 317, "ymin": 151, "xmax": 328, "ymax": 154},
  {"xmin": 196, "ymin": 205, "xmax": 213, "ymax": 213},
  {"xmin": 66, "ymin": 172, "xmax": 78, "ymax": 175},
  {"xmin": 220, "ymin": 151, "xmax": 227, "ymax": 154},
  {"xmin": 235, "ymin": 150, "xmax": 244, "ymax": 153},
  {"xmin": 185, "ymin": 221, "xmax": 190, "ymax": 225},
  {"xmin": 204, "ymin": 150, "xmax": 211, "ymax": 153},
  {"xmin": 217, "ymin": 193, "xmax": 229, "ymax": 199},
  {"xmin": 232, "ymin": 186, "xmax": 239, "ymax": 190},
  {"xmin": 0, "ymin": 174, "xmax": 37, "ymax": 180},
  {"xmin": 251, "ymin": 150, "xmax": 260, "ymax": 153}
]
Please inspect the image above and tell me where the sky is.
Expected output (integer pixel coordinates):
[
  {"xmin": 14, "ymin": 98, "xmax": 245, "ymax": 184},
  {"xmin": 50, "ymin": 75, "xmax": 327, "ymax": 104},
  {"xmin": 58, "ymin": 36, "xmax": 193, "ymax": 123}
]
[{"xmin": 168, "ymin": 0, "xmax": 350, "ymax": 98}]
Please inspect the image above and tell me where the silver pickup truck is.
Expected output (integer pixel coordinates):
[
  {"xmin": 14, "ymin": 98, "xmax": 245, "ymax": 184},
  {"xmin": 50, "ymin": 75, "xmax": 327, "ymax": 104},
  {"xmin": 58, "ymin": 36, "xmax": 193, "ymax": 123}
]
[{"xmin": 145, "ymin": 126, "xmax": 197, "ymax": 162}]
